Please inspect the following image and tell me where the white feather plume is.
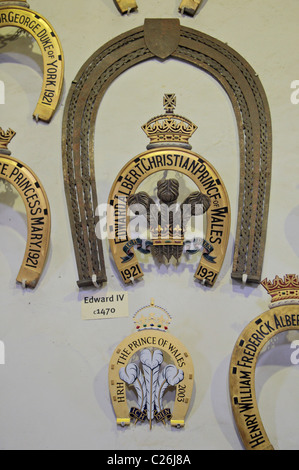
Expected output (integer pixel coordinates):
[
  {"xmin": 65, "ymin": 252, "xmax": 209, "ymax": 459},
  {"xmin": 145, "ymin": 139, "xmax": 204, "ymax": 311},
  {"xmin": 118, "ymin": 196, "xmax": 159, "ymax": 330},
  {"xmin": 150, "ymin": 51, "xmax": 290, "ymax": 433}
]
[
  {"xmin": 119, "ymin": 362, "xmax": 146, "ymax": 411},
  {"xmin": 140, "ymin": 349, "xmax": 163, "ymax": 421},
  {"xmin": 155, "ymin": 364, "xmax": 184, "ymax": 412}
]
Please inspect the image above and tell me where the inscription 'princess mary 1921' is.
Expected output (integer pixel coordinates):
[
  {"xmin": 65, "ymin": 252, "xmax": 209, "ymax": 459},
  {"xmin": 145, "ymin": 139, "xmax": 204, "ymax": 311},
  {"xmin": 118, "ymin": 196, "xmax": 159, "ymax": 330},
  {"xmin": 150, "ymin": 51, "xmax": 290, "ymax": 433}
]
[
  {"xmin": 0, "ymin": 127, "xmax": 51, "ymax": 288},
  {"xmin": 108, "ymin": 94, "xmax": 230, "ymax": 287}
]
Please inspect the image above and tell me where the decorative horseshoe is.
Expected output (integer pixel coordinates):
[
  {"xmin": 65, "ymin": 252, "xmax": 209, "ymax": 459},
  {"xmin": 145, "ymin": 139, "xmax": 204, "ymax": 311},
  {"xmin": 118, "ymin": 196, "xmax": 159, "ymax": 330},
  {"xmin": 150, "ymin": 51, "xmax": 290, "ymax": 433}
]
[
  {"xmin": 62, "ymin": 18, "xmax": 271, "ymax": 288},
  {"xmin": 114, "ymin": 0, "xmax": 202, "ymax": 16},
  {"xmin": 109, "ymin": 300, "xmax": 194, "ymax": 428},
  {"xmin": 108, "ymin": 95, "xmax": 231, "ymax": 286},
  {"xmin": 0, "ymin": 128, "xmax": 51, "ymax": 288},
  {"xmin": 230, "ymin": 275, "xmax": 299, "ymax": 450},
  {"xmin": 0, "ymin": 0, "xmax": 64, "ymax": 122}
]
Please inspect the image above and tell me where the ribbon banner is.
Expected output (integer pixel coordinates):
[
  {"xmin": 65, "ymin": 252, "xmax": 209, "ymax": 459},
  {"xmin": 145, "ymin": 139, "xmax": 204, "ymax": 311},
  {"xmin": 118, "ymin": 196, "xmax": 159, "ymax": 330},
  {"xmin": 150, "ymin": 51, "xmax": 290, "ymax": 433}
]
[
  {"xmin": 121, "ymin": 237, "xmax": 216, "ymax": 264},
  {"xmin": 129, "ymin": 407, "xmax": 147, "ymax": 422},
  {"xmin": 154, "ymin": 408, "xmax": 172, "ymax": 423}
]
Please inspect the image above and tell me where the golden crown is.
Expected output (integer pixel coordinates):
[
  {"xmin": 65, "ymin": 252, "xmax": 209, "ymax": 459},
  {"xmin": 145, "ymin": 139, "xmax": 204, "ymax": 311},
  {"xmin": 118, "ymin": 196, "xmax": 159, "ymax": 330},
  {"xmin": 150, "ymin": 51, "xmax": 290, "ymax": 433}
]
[
  {"xmin": 133, "ymin": 299, "xmax": 172, "ymax": 331},
  {"xmin": 261, "ymin": 274, "xmax": 299, "ymax": 307},
  {"xmin": 150, "ymin": 224, "xmax": 184, "ymax": 246},
  {"xmin": 0, "ymin": 128, "xmax": 16, "ymax": 152},
  {"xmin": 142, "ymin": 94, "xmax": 197, "ymax": 149}
]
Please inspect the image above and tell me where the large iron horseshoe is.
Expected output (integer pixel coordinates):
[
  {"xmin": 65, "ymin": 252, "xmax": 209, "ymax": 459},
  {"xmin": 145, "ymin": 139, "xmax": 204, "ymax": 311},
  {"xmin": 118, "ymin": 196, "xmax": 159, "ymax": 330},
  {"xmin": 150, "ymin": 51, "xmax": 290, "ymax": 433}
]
[{"xmin": 62, "ymin": 19, "xmax": 271, "ymax": 288}]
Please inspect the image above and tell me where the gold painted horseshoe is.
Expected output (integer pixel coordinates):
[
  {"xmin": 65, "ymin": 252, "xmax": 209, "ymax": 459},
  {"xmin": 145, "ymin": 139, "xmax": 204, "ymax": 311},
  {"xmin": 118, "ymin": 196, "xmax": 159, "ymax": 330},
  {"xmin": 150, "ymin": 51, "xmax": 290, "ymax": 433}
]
[
  {"xmin": 108, "ymin": 148, "xmax": 230, "ymax": 286},
  {"xmin": 0, "ymin": 128, "xmax": 51, "ymax": 288},
  {"xmin": 230, "ymin": 275, "xmax": 299, "ymax": 450},
  {"xmin": 115, "ymin": 0, "xmax": 202, "ymax": 16},
  {"xmin": 109, "ymin": 330, "xmax": 194, "ymax": 427},
  {"xmin": 0, "ymin": 0, "xmax": 64, "ymax": 122}
]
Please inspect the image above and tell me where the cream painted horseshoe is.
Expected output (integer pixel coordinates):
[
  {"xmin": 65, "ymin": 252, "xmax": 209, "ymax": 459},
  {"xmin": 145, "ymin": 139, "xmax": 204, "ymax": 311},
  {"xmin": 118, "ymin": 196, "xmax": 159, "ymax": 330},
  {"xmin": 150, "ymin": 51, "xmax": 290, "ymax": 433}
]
[
  {"xmin": 230, "ymin": 275, "xmax": 299, "ymax": 450},
  {"xmin": 109, "ymin": 300, "xmax": 194, "ymax": 428},
  {"xmin": 0, "ymin": 0, "xmax": 64, "ymax": 122},
  {"xmin": 114, "ymin": 0, "xmax": 202, "ymax": 16},
  {"xmin": 109, "ymin": 330, "xmax": 194, "ymax": 427},
  {"xmin": 0, "ymin": 129, "xmax": 51, "ymax": 288}
]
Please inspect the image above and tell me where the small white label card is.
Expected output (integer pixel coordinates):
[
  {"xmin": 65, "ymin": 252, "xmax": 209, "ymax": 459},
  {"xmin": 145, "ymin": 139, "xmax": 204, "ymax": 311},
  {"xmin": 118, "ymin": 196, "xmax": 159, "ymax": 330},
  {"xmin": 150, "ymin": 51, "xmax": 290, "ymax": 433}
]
[{"xmin": 81, "ymin": 292, "xmax": 129, "ymax": 320}]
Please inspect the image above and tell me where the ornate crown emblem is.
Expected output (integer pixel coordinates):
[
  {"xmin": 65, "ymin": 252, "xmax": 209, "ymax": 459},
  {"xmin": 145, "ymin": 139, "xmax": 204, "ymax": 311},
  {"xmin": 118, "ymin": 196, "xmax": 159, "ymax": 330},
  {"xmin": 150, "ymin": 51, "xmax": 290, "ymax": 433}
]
[
  {"xmin": 0, "ymin": 128, "xmax": 16, "ymax": 152},
  {"xmin": 261, "ymin": 274, "xmax": 299, "ymax": 307},
  {"xmin": 133, "ymin": 299, "xmax": 172, "ymax": 331},
  {"xmin": 141, "ymin": 94, "xmax": 198, "ymax": 149},
  {"xmin": 108, "ymin": 94, "xmax": 231, "ymax": 286}
]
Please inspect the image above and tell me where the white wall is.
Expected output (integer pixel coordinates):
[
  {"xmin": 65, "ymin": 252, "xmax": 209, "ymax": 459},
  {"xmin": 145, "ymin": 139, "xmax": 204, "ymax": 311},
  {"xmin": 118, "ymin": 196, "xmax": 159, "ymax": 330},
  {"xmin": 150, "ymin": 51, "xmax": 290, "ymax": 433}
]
[{"xmin": 0, "ymin": 0, "xmax": 299, "ymax": 450}]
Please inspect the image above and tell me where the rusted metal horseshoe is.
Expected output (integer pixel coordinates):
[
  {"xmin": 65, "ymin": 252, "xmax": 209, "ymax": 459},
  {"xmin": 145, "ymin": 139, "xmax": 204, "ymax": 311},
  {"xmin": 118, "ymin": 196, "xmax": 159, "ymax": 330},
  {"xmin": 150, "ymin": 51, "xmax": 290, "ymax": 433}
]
[{"xmin": 62, "ymin": 19, "xmax": 271, "ymax": 288}]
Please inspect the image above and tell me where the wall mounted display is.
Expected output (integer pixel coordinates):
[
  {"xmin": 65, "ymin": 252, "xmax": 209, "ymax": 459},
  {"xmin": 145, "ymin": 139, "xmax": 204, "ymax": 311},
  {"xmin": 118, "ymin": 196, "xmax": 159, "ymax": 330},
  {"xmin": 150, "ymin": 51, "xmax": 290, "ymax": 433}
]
[
  {"xmin": 108, "ymin": 94, "xmax": 230, "ymax": 286},
  {"xmin": 108, "ymin": 299, "xmax": 194, "ymax": 428},
  {"xmin": 0, "ymin": 0, "xmax": 64, "ymax": 122},
  {"xmin": 230, "ymin": 274, "xmax": 299, "ymax": 450},
  {"xmin": 0, "ymin": 127, "xmax": 51, "ymax": 288},
  {"xmin": 114, "ymin": 0, "xmax": 202, "ymax": 16},
  {"xmin": 62, "ymin": 18, "xmax": 272, "ymax": 288}
]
